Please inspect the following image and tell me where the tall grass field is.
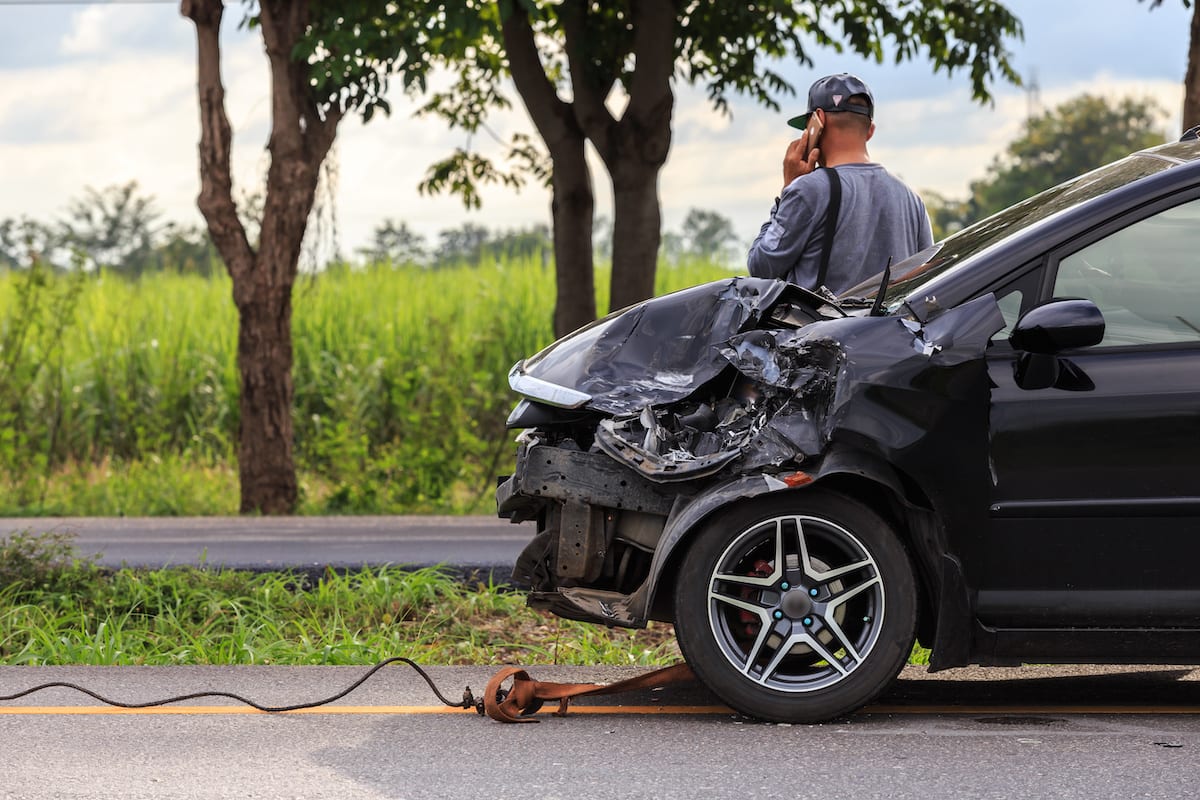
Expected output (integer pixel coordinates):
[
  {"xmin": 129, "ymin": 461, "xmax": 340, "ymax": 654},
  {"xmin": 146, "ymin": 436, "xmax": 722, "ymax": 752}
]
[{"xmin": 0, "ymin": 258, "xmax": 737, "ymax": 516}]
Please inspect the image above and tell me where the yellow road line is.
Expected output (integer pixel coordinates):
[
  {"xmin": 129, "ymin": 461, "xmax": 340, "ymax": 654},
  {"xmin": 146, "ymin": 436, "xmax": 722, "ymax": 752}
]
[
  {"xmin": 3, "ymin": 703, "xmax": 1200, "ymax": 717},
  {"xmin": 864, "ymin": 704, "xmax": 1200, "ymax": 715},
  {"xmin": 0, "ymin": 704, "xmax": 731, "ymax": 716}
]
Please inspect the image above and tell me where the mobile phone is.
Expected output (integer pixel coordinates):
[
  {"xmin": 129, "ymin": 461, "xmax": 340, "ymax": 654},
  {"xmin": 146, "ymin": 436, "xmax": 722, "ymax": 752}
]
[{"xmin": 803, "ymin": 114, "xmax": 824, "ymax": 160}]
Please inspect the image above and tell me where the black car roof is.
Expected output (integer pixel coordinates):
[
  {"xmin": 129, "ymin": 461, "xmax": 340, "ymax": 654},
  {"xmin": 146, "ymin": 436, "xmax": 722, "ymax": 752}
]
[{"xmin": 1137, "ymin": 138, "xmax": 1200, "ymax": 164}]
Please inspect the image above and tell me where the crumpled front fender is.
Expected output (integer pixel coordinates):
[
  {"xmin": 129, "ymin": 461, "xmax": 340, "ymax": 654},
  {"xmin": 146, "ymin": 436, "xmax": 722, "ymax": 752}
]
[
  {"xmin": 632, "ymin": 294, "xmax": 1006, "ymax": 666},
  {"xmin": 639, "ymin": 449, "xmax": 910, "ymax": 618}
]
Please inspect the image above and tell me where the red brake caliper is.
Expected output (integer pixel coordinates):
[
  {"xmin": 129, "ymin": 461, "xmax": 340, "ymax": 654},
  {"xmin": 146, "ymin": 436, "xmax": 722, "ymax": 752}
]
[{"xmin": 739, "ymin": 558, "xmax": 774, "ymax": 637}]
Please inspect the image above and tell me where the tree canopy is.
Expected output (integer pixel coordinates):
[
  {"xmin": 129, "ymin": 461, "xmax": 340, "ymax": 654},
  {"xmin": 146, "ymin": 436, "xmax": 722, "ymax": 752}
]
[
  {"xmin": 967, "ymin": 94, "xmax": 1169, "ymax": 221},
  {"xmin": 416, "ymin": 1, "xmax": 1024, "ymax": 332}
]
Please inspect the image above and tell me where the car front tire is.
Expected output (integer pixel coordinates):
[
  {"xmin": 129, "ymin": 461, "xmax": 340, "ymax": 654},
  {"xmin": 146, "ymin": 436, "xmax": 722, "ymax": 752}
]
[{"xmin": 673, "ymin": 489, "xmax": 917, "ymax": 723}]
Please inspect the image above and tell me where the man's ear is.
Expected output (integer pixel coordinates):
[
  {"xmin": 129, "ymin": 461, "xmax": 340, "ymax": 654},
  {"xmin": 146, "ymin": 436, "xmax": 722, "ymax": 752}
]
[{"xmin": 866, "ymin": 121, "xmax": 876, "ymax": 141}]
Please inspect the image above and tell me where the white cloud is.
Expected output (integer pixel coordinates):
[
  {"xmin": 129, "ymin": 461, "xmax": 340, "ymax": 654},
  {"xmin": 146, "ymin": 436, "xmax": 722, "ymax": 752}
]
[
  {"xmin": 59, "ymin": 4, "xmax": 193, "ymax": 58},
  {"xmin": 0, "ymin": 0, "xmax": 1192, "ymax": 255},
  {"xmin": 59, "ymin": 5, "xmax": 111, "ymax": 56},
  {"xmin": 0, "ymin": 22, "xmax": 267, "ymax": 229}
]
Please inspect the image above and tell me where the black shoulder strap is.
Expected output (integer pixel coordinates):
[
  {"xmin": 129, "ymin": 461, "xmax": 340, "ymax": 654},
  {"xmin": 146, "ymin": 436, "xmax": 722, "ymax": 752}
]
[{"xmin": 815, "ymin": 166, "xmax": 841, "ymax": 290}]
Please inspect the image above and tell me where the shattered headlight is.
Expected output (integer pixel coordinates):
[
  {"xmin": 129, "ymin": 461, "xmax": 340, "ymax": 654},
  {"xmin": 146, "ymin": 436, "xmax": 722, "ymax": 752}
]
[{"xmin": 508, "ymin": 362, "xmax": 592, "ymax": 409}]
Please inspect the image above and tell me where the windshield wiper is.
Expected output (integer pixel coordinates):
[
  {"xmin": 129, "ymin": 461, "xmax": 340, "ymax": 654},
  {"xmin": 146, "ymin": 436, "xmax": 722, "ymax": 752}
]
[{"xmin": 868, "ymin": 258, "xmax": 893, "ymax": 317}]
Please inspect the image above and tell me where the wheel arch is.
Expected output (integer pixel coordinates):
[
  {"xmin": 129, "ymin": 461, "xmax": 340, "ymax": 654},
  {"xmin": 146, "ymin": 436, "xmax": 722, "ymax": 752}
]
[{"xmin": 645, "ymin": 452, "xmax": 950, "ymax": 655}]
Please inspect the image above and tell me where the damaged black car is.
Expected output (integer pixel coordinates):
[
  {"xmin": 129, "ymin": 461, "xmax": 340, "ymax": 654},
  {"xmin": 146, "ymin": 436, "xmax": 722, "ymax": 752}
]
[{"xmin": 496, "ymin": 134, "xmax": 1200, "ymax": 723}]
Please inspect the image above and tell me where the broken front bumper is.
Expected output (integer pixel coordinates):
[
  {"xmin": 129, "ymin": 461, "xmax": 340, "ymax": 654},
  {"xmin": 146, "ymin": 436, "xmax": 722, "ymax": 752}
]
[
  {"xmin": 497, "ymin": 442, "xmax": 681, "ymax": 628},
  {"xmin": 497, "ymin": 442, "xmax": 677, "ymax": 521}
]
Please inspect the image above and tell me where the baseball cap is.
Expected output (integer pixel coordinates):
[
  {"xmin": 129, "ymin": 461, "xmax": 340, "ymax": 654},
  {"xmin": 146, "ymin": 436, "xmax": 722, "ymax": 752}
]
[{"xmin": 787, "ymin": 73, "xmax": 875, "ymax": 129}]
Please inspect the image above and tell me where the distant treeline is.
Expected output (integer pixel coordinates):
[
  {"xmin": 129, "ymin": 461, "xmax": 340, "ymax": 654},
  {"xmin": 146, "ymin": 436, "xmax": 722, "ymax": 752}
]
[{"xmin": 2, "ymin": 181, "xmax": 748, "ymax": 278}]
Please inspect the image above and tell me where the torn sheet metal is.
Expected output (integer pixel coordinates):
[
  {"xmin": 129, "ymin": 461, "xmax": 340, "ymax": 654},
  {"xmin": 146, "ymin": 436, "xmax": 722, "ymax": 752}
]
[
  {"xmin": 719, "ymin": 330, "xmax": 842, "ymax": 392},
  {"xmin": 591, "ymin": 294, "xmax": 1006, "ymax": 482},
  {"xmin": 513, "ymin": 277, "xmax": 822, "ymax": 415},
  {"xmin": 497, "ymin": 277, "xmax": 1006, "ymax": 638}
]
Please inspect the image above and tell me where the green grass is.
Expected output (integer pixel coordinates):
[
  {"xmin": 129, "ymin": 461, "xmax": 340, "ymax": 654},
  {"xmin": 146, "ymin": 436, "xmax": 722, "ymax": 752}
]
[
  {"xmin": 0, "ymin": 563, "xmax": 929, "ymax": 667},
  {"xmin": 0, "ymin": 563, "xmax": 679, "ymax": 667},
  {"xmin": 1, "ymin": 576, "xmax": 927, "ymax": 669},
  {"xmin": 0, "ymin": 258, "xmax": 739, "ymax": 516},
  {"xmin": 0, "ymin": 532, "xmax": 928, "ymax": 667}
]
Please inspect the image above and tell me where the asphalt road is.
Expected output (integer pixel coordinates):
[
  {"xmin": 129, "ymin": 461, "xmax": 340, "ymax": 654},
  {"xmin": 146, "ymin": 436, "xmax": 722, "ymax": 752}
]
[
  {"xmin": 3, "ymin": 663, "xmax": 1200, "ymax": 799},
  {"xmin": 1, "ymin": 515, "xmax": 532, "ymax": 575},
  {"xmin": 5, "ymin": 518, "xmax": 1200, "ymax": 797}
]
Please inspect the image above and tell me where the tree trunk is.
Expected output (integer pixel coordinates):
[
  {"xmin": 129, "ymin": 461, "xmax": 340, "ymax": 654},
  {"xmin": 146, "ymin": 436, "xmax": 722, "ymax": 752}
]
[
  {"xmin": 550, "ymin": 140, "xmax": 596, "ymax": 336},
  {"xmin": 1186, "ymin": 1, "xmax": 1199, "ymax": 131},
  {"xmin": 184, "ymin": 0, "xmax": 340, "ymax": 514},
  {"xmin": 501, "ymin": 3, "xmax": 597, "ymax": 336},
  {"xmin": 562, "ymin": 0, "xmax": 675, "ymax": 313},
  {"xmin": 609, "ymin": 162, "xmax": 662, "ymax": 311},
  {"xmin": 235, "ymin": 289, "xmax": 296, "ymax": 514}
]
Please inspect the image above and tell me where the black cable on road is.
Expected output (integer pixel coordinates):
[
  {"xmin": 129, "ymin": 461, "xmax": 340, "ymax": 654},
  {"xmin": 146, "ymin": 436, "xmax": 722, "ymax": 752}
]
[{"xmin": 0, "ymin": 657, "xmax": 479, "ymax": 713}]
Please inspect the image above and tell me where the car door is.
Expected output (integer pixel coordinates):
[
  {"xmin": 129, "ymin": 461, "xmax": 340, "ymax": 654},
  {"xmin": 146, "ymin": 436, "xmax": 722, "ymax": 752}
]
[{"xmin": 979, "ymin": 194, "xmax": 1200, "ymax": 629}]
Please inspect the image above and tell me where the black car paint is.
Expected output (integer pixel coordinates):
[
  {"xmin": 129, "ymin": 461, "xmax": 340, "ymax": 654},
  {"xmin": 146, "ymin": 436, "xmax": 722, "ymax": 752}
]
[
  {"xmin": 497, "ymin": 139, "xmax": 1200, "ymax": 671},
  {"xmin": 498, "ymin": 284, "xmax": 1008, "ymax": 666}
]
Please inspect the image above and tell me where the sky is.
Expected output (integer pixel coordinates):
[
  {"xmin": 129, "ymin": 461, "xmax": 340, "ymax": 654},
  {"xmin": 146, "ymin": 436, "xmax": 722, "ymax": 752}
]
[{"xmin": 0, "ymin": 0, "xmax": 1192, "ymax": 258}]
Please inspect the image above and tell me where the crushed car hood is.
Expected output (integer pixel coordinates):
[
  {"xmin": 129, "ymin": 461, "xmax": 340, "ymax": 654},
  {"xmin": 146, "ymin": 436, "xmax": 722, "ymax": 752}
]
[
  {"xmin": 511, "ymin": 276, "xmax": 1005, "ymax": 484},
  {"xmin": 591, "ymin": 293, "xmax": 1006, "ymax": 481},
  {"xmin": 511, "ymin": 277, "xmax": 824, "ymax": 415}
]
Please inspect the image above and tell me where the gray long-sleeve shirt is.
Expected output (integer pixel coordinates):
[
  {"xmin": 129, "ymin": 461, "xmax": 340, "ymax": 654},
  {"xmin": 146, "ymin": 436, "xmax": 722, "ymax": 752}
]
[{"xmin": 747, "ymin": 162, "xmax": 933, "ymax": 295}]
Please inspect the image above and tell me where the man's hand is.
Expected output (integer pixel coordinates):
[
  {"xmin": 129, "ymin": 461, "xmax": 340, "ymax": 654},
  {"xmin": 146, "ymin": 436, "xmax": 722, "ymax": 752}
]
[{"xmin": 783, "ymin": 134, "xmax": 820, "ymax": 190}]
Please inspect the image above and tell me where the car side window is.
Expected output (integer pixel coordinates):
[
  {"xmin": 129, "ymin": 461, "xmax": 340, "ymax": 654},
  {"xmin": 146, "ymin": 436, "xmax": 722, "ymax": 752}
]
[
  {"xmin": 1053, "ymin": 198, "xmax": 1200, "ymax": 347},
  {"xmin": 989, "ymin": 266, "xmax": 1044, "ymax": 341},
  {"xmin": 995, "ymin": 289, "xmax": 1025, "ymax": 337}
]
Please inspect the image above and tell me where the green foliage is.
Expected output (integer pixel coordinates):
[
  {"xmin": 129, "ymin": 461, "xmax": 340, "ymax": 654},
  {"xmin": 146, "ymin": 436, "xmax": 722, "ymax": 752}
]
[
  {"xmin": 920, "ymin": 189, "xmax": 973, "ymax": 241},
  {"xmin": 420, "ymin": 148, "xmax": 532, "ymax": 210},
  {"xmin": 419, "ymin": 1, "xmax": 1023, "ymax": 208},
  {"xmin": 678, "ymin": 0, "xmax": 1023, "ymax": 111},
  {"xmin": 433, "ymin": 222, "xmax": 493, "ymax": 264},
  {"xmin": 434, "ymin": 223, "xmax": 551, "ymax": 266},
  {"xmin": 296, "ymin": 1, "xmax": 494, "ymax": 123},
  {"xmin": 0, "ymin": 261, "xmax": 86, "ymax": 507},
  {"xmin": 155, "ymin": 222, "xmax": 220, "ymax": 277},
  {"xmin": 679, "ymin": 208, "xmax": 741, "ymax": 263},
  {"xmin": 967, "ymin": 94, "xmax": 1170, "ymax": 221},
  {"xmin": 0, "ymin": 217, "xmax": 58, "ymax": 271},
  {"xmin": 0, "ymin": 562, "xmax": 680, "ymax": 666},
  {"xmin": 12, "ymin": 455, "xmax": 240, "ymax": 517},
  {"xmin": 0, "ymin": 183, "xmax": 216, "ymax": 277},
  {"xmin": 60, "ymin": 181, "xmax": 161, "ymax": 275},
  {"xmin": 0, "ymin": 530, "xmax": 98, "ymax": 599},
  {"xmin": 356, "ymin": 219, "xmax": 427, "ymax": 266},
  {"xmin": 0, "ymin": 256, "xmax": 733, "ymax": 516},
  {"xmin": 358, "ymin": 221, "xmax": 553, "ymax": 269},
  {"xmin": 0, "ymin": 551, "xmax": 929, "ymax": 666}
]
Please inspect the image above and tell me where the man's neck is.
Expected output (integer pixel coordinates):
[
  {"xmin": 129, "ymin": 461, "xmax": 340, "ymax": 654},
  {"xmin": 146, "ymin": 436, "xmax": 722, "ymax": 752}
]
[{"xmin": 822, "ymin": 149, "xmax": 871, "ymax": 168}]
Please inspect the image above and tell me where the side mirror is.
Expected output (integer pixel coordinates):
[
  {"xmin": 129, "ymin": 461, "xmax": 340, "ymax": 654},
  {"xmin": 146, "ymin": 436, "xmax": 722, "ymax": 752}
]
[{"xmin": 1009, "ymin": 298, "xmax": 1105, "ymax": 354}]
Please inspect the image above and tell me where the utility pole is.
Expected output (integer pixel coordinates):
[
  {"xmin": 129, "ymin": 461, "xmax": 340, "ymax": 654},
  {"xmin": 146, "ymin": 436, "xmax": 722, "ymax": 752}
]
[{"xmin": 1025, "ymin": 67, "xmax": 1042, "ymax": 120}]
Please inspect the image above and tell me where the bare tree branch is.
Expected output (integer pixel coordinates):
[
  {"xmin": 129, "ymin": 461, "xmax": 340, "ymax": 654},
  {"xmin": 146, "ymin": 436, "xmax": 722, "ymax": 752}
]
[
  {"xmin": 559, "ymin": 0, "xmax": 617, "ymax": 155},
  {"xmin": 501, "ymin": 3, "xmax": 578, "ymax": 152},
  {"xmin": 181, "ymin": 0, "xmax": 254, "ymax": 284}
]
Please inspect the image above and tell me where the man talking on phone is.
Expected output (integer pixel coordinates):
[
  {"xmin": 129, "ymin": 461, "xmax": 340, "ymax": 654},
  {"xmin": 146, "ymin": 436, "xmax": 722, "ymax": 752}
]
[{"xmin": 747, "ymin": 73, "xmax": 933, "ymax": 295}]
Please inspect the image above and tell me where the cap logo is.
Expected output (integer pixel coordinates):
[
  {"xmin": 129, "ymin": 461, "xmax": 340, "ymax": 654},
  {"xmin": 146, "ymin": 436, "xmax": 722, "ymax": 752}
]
[{"xmin": 832, "ymin": 94, "xmax": 844, "ymax": 106}]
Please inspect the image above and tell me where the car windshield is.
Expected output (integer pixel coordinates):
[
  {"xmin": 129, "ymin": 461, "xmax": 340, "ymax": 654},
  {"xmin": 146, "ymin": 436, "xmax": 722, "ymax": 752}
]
[{"xmin": 841, "ymin": 150, "xmax": 1182, "ymax": 314}]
